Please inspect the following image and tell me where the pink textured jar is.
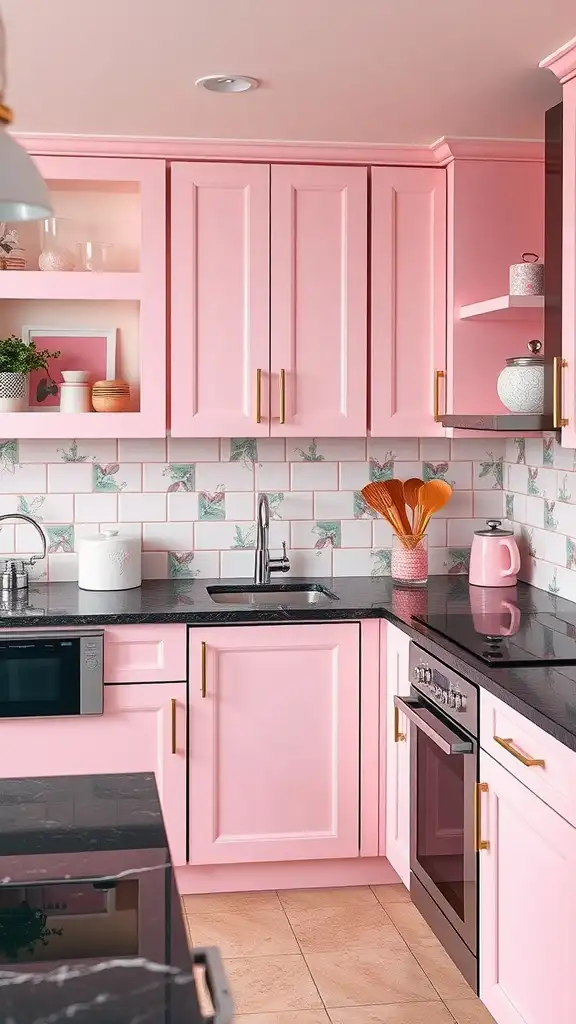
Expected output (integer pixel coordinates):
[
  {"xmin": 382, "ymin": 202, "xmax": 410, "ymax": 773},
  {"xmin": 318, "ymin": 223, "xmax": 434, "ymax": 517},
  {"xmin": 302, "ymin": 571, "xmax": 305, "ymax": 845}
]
[{"xmin": 391, "ymin": 535, "xmax": 428, "ymax": 586}]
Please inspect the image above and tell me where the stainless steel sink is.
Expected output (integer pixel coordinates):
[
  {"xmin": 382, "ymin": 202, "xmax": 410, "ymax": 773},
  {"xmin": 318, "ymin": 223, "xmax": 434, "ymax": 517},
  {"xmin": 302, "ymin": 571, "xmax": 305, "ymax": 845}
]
[{"xmin": 206, "ymin": 583, "xmax": 338, "ymax": 607}]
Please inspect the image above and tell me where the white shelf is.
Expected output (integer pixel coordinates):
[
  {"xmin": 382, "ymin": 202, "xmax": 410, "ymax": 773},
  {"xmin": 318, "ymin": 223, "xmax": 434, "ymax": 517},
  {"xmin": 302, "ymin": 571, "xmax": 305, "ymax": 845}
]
[
  {"xmin": 459, "ymin": 294, "xmax": 544, "ymax": 321},
  {"xmin": 0, "ymin": 272, "xmax": 142, "ymax": 302},
  {"xmin": 0, "ymin": 411, "xmax": 161, "ymax": 438}
]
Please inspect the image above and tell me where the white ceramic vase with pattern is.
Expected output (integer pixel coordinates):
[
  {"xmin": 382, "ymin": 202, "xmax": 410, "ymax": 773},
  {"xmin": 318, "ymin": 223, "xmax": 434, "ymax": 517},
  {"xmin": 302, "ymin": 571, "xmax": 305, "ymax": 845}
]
[{"xmin": 0, "ymin": 372, "xmax": 26, "ymax": 412}]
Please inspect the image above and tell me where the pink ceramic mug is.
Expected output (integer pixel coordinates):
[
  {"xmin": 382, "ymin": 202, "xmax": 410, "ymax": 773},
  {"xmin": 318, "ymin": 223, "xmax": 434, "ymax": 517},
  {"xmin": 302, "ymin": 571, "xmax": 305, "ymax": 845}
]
[{"xmin": 468, "ymin": 520, "xmax": 521, "ymax": 588}]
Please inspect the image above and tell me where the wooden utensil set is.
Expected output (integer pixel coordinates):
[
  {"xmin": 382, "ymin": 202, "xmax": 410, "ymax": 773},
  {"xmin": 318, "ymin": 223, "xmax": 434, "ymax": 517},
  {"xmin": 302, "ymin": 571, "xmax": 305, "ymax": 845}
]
[{"xmin": 361, "ymin": 478, "xmax": 452, "ymax": 547}]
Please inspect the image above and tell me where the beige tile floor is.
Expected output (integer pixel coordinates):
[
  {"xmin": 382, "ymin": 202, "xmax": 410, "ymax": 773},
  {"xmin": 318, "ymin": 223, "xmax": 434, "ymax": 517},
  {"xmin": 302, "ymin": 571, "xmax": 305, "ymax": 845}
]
[{"xmin": 182, "ymin": 884, "xmax": 496, "ymax": 1024}]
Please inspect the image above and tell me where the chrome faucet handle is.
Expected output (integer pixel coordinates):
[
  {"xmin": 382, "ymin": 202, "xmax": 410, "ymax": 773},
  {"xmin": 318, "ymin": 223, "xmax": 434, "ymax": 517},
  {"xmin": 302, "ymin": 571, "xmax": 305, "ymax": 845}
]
[{"xmin": 268, "ymin": 542, "xmax": 290, "ymax": 575}]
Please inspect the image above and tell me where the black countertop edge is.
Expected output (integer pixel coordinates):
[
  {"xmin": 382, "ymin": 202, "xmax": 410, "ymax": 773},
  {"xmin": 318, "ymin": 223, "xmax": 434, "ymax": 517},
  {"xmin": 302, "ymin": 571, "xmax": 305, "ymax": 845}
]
[{"xmin": 4, "ymin": 577, "xmax": 576, "ymax": 753}]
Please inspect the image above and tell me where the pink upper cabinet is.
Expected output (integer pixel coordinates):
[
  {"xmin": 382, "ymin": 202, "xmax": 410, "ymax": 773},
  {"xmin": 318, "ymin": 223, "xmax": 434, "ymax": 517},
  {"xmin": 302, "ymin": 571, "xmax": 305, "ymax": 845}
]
[
  {"xmin": 371, "ymin": 167, "xmax": 447, "ymax": 437},
  {"xmin": 480, "ymin": 750, "xmax": 576, "ymax": 1024},
  {"xmin": 188, "ymin": 623, "xmax": 360, "ymax": 864},
  {"xmin": 170, "ymin": 162, "xmax": 271, "ymax": 437},
  {"xmin": 559, "ymin": 81, "xmax": 576, "ymax": 446},
  {"xmin": 270, "ymin": 165, "xmax": 368, "ymax": 437}
]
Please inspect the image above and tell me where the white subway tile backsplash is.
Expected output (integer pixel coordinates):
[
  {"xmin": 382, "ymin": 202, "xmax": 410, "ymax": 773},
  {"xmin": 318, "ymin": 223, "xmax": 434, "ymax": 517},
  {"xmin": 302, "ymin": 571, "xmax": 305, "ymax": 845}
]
[
  {"xmin": 48, "ymin": 463, "xmax": 92, "ymax": 493},
  {"xmin": 291, "ymin": 461, "xmax": 338, "ymax": 490},
  {"xmin": 119, "ymin": 492, "xmax": 166, "ymax": 522},
  {"xmin": 0, "ymin": 523, "xmax": 14, "ymax": 552},
  {"xmin": 0, "ymin": 435, "xmax": 506, "ymax": 582},
  {"xmin": 75, "ymin": 493, "xmax": 117, "ymax": 523},
  {"xmin": 314, "ymin": 491, "xmax": 354, "ymax": 519},
  {"xmin": 508, "ymin": 463, "xmax": 529, "ymax": 493},
  {"xmin": 48, "ymin": 553, "xmax": 78, "ymax": 581},
  {"xmin": 143, "ymin": 522, "xmax": 194, "ymax": 551}
]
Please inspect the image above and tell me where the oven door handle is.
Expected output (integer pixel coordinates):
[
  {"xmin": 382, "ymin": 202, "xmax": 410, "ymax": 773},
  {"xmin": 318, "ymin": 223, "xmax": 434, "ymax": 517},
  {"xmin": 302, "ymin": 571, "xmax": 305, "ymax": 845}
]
[{"xmin": 394, "ymin": 695, "xmax": 474, "ymax": 755}]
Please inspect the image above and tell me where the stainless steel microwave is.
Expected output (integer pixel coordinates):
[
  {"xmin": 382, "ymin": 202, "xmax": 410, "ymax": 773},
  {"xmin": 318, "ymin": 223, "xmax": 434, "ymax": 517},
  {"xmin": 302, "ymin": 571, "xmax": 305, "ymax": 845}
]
[{"xmin": 0, "ymin": 629, "xmax": 104, "ymax": 719}]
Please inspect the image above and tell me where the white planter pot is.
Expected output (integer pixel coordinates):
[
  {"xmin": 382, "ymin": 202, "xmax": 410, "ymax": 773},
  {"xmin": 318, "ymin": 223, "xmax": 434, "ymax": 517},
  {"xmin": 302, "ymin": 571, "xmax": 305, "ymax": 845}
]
[{"xmin": 0, "ymin": 372, "xmax": 26, "ymax": 412}]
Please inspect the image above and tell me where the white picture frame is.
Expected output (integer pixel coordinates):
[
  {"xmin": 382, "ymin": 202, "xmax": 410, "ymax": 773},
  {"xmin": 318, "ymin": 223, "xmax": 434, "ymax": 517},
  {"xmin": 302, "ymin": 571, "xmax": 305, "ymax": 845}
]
[{"xmin": 21, "ymin": 326, "xmax": 117, "ymax": 412}]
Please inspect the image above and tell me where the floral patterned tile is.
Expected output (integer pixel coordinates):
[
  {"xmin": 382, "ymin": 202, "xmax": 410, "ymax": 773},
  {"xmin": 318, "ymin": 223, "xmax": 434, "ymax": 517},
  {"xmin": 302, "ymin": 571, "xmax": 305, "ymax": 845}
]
[
  {"xmin": 45, "ymin": 524, "xmax": 74, "ymax": 554},
  {"xmin": 199, "ymin": 487, "xmax": 226, "ymax": 521}
]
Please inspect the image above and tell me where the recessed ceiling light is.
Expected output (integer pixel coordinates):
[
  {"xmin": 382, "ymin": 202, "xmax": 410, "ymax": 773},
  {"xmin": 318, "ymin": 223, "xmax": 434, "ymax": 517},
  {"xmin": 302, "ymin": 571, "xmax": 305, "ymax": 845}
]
[{"xmin": 195, "ymin": 75, "xmax": 259, "ymax": 94}]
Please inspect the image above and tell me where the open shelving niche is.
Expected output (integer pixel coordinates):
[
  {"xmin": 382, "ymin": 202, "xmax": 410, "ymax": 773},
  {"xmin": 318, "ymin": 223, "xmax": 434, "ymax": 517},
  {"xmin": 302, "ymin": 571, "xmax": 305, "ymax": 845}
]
[{"xmin": 0, "ymin": 155, "xmax": 166, "ymax": 438}]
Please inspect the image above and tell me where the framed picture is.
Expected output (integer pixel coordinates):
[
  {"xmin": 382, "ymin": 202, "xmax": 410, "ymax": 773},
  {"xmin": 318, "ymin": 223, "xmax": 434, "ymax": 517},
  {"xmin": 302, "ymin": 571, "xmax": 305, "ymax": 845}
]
[{"xmin": 22, "ymin": 327, "xmax": 117, "ymax": 411}]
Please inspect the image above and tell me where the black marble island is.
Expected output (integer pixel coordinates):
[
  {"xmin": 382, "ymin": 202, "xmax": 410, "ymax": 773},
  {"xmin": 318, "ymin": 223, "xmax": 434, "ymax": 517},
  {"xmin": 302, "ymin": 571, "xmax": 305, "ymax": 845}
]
[{"xmin": 0, "ymin": 772, "xmax": 230, "ymax": 1024}]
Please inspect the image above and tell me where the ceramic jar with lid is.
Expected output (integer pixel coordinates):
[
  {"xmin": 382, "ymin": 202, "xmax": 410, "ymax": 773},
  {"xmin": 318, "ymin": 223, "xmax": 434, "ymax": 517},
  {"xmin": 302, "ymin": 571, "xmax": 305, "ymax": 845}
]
[
  {"xmin": 497, "ymin": 340, "xmax": 544, "ymax": 414},
  {"xmin": 509, "ymin": 253, "xmax": 545, "ymax": 296},
  {"xmin": 78, "ymin": 529, "xmax": 141, "ymax": 591}
]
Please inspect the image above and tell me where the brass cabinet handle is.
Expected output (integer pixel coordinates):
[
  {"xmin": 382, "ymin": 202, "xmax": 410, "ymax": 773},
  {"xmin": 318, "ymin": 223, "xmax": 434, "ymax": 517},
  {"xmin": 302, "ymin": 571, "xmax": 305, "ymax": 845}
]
[
  {"xmin": 279, "ymin": 369, "xmax": 286, "ymax": 424},
  {"xmin": 394, "ymin": 705, "xmax": 406, "ymax": 743},
  {"xmin": 201, "ymin": 641, "xmax": 207, "ymax": 698},
  {"xmin": 553, "ymin": 356, "xmax": 568, "ymax": 428},
  {"xmin": 255, "ymin": 368, "xmax": 262, "ymax": 424},
  {"xmin": 434, "ymin": 369, "xmax": 446, "ymax": 422},
  {"xmin": 494, "ymin": 735, "xmax": 545, "ymax": 768},
  {"xmin": 474, "ymin": 781, "xmax": 489, "ymax": 852},
  {"xmin": 171, "ymin": 697, "xmax": 177, "ymax": 754}
]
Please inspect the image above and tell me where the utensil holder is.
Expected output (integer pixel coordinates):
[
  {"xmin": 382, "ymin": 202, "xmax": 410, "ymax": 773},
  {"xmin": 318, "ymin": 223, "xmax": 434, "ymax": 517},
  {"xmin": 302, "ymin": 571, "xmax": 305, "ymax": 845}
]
[{"xmin": 391, "ymin": 534, "xmax": 428, "ymax": 586}]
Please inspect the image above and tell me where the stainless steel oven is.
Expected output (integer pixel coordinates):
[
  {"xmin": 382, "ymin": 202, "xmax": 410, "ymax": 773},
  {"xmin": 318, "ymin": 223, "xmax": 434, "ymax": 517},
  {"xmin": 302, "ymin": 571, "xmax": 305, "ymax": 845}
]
[
  {"xmin": 0, "ymin": 629, "xmax": 104, "ymax": 718},
  {"xmin": 394, "ymin": 644, "xmax": 479, "ymax": 992}
]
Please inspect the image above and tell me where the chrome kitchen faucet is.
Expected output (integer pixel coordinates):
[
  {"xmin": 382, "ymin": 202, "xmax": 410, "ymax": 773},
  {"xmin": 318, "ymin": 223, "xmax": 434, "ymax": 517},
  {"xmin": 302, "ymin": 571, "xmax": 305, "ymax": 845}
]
[{"xmin": 254, "ymin": 493, "xmax": 290, "ymax": 585}]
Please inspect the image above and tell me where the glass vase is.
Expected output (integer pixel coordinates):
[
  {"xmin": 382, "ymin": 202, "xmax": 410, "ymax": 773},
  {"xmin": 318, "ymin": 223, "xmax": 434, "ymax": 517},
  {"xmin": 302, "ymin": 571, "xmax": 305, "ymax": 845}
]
[
  {"xmin": 39, "ymin": 218, "xmax": 76, "ymax": 272},
  {"xmin": 391, "ymin": 534, "xmax": 428, "ymax": 586}
]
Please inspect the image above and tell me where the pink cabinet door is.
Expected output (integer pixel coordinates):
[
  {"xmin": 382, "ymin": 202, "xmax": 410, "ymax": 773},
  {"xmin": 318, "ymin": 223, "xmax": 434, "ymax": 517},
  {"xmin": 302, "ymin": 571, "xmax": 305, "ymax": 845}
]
[
  {"xmin": 371, "ymin": 167, "xmax": 447, "ymax": 437},
  {"xmin": 381, "ymin": 622, "xmax": 411, "ymax": 887},
  {"xmin": 104, "ymin": 624, "xmax": 187, "ymax": 683},
  {"xmin": 188, "ymin": 623, "xmax": 360, "ymax": 864},
  {"xmin": 170, "ymin": 162, "xmax": 271, "ymax": 437},
  {"xmin": 0, "ymin": 685, "xmax": 187, "ymax": 865},
  {"xmin": 480, "ymin": 750, "xmax": 576, "ymax": 1024},
  {"xmin": 560, "ymin": 82, "xmax": 576, "ymax": 447},
  {"xmin": 270, "ymin": 165, "xmax": 367, "ymax": 437}
]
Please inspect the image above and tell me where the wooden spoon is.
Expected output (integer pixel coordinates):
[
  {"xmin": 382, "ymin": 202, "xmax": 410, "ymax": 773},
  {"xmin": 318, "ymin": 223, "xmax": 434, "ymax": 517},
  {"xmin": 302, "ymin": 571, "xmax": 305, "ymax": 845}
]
[
  {"xmin": 382, "ymin": 479, "xmax": 413, "ymax": 536},
  {"xmin": 403, "ymin": 477, "xmax": 424, "ymax": 529},
  {"xmin": 414, "ymin": 479, "xmax": 452, "ymax": 536},
  {"xmin": 361, "ymin": 482, "xmax": 405, "ymax": 536}
]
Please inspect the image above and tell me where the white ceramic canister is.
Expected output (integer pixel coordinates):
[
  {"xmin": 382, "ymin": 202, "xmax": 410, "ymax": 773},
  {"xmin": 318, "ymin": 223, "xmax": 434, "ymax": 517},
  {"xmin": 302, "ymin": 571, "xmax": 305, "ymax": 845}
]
[
  {"xmin": 509, "ymin": 253, "xmax": 545, "ymax": 296},
  {"xmin": 78, "ymin": 529, "xmax": 141, "ymax": 591},
  {"xmin": 60, "ymin": 382, "xmax": 91, "ymax": 413},
  {"xmin": 497, "ymin": 340, "xmax": 544, "ymax": 414}
]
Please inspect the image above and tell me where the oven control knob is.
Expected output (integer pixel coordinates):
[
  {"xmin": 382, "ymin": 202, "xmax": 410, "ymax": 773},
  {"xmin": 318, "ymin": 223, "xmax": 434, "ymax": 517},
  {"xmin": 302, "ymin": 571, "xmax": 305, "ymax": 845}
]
[
  {"xmin": 423, "ymin": 667, "xmax": 432, "ymax": 685},
  {"xmin": 454, "ymin": 692, "xmax": 464, "ymax": 710},
  {"xmin": 413, "ymin": 666, "xmax": 425, "ymax": 684}
]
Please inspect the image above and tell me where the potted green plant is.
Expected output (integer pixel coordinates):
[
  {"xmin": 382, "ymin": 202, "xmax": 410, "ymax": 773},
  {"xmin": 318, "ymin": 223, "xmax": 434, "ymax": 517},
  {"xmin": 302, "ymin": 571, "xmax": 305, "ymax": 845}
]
[{"xmin": 0, "ymin": 335, "xmax": 60, "ymax": 412}]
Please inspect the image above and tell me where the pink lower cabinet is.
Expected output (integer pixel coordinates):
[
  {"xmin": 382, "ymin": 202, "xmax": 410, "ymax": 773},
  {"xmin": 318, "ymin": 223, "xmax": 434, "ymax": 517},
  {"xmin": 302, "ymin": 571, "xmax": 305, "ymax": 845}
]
[
  {"xmin": 188, "ymin": 623, "xmax": 360, "ymax": 864},
  {"xmin": 371, "ymin": 166, "xmax": 447, "ymax": 437},
  {"xmin": 479, "ymin": 750, "xmax": 576, "ymax": 1024},
  {"xmin": 104, "ymin": 625, "xmax": 187, "ymax": 683},
  {"xmin": 382, "ymin": 622, "xmax": 411, "ymax": 887},
  {"xmin": 0, "ymin": 684, "xmax": 187, "ymax": 865}
]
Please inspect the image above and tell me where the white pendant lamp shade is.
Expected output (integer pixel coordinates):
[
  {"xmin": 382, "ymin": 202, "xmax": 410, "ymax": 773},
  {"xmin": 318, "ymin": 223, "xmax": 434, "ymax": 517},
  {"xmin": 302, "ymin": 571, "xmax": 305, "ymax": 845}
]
[{"xmin": 0, "ymin": 126, "xmax": 53, "ymax": 220}]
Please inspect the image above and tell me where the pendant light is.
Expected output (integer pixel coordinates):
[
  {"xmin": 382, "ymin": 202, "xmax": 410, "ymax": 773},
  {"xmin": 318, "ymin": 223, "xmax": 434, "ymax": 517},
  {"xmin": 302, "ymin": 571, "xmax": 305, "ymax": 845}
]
[{"xmin": 0, "ymin": 8, "xmax": 52, "ymax": 220}]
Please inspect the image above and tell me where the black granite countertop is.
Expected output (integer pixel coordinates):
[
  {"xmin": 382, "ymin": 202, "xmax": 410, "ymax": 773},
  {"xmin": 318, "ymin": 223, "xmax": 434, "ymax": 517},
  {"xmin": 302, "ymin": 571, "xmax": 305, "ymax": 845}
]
[
  {"xmin": 3, "ymin": 576, "xmax": 576, "ymax": 752},
  {"xmin": 0, "ymin": 772, "xmax": 212, "ymax": 1024}
]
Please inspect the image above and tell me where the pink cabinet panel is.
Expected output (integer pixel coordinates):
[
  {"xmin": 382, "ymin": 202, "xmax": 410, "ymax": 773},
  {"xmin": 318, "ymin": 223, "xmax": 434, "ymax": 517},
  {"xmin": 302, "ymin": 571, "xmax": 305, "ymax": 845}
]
[
  {"xmin": 188, "ymin": 623, "xmax": 360, "ymax": 864},
  {"xmin": 381, "ymin": 622, "xmax": 411, "ymax": 887},
  {"xmin": 270, "ymin": 165, "xmax": 368, "ymax": 437},
  {"xmin": 560, "ymin": 82, "xmax": 576, "ymax": 446},
  {"xmin": 0, "ymin": 684, "xmax": 187, "ymax": 864},
  {"xmin": 371, "ymin": 167, "xmax": 447, "ymax": 437},
  {"xmin": 479, "ymin": 750, "xmax": 576, "ymax": 1024},
  {"xmin": 170, "ymin": 162, "xmax": 271, "ymax": 437},
  {"xmin": 104, "ymin": 625, "xmax": 187, "ymax": 683}
]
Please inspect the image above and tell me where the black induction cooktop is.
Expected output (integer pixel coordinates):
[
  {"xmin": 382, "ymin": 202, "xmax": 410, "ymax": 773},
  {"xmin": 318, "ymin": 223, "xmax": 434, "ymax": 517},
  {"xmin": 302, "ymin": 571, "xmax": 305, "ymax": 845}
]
[{"xmin": 413, "ymin": 612, "xmax": 576, "ymax": 666}]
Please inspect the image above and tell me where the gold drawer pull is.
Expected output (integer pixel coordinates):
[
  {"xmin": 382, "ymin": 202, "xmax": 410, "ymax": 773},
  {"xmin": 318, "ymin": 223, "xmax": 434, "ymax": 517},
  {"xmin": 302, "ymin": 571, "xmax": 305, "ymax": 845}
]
[
  {"xmin": 434, "ymin": 369, "xmax": 445, "ymax": 422},
  {"xmin": 394, "ymin": 705, "xmax": 406, "ymax": 743},
  {"xmin": 553, "ymin": 356, "xmax": 568, "ymax": 429},
  {"xmin": 474, "ymin": 781, "xmax": 489, "ymax": 852},
  {"xmin": 494, "ymin": 735, "xmax": 545, "ymax": 768},
  {"xmin": 255, "ymin": 368, "xmax": 262, "ymax": 424},
  {"xmin": 279, "ymin": 369, "xmax": 286, "ymax": 424},
  {"xmin": 171, "ymin": 698, "xmax": 177, "ymax": 754},
  {"xmin": 201, "ymin": 640, "xmax": 207, "ymax": 698}
]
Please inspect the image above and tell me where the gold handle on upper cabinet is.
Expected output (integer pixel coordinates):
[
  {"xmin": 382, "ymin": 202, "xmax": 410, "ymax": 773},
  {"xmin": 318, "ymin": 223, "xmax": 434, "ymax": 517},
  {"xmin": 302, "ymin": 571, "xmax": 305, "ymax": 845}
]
[
  {"xmin": 553, "ymin": 356, "xmax": 568, "ymax": 429},
  {"xmin": 434, "ymin": 369, "xmax": 446, "ymax": 422},
  {"xmin": 255, "ymin": 368, "xmax": 262, "ymax": 424},
  {"xmin": 171, "ymin": 698, "xmax": 177, "ymax": 754},
  {"xmin": 279, "ymin": 369, "xmax": 286, "ymax": 424},
  {"xmin": 394, "ymin": 705, "xmax": 406, "ymax": 743},
  {"xmin": 474, "ymin": 781, "xmax": 490, "ymax": 852},
  {"xmin": 201, "ymin": 641, "xmax": 207, "ymax": 698},
  {"xmin": 494, "ymin": 735, "xmax": 546, "ymax": 769}
]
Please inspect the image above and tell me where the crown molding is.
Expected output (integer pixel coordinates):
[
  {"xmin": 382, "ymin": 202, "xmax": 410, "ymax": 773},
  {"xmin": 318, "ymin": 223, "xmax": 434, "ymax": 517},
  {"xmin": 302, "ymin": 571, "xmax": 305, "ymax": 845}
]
[
  {"xmin": 13, "ymin": 132, "xmax": 544, "ymax": 165},
  {"xmin": 540, "ymin": 35, "xmax": 576, "ymax": 84}
]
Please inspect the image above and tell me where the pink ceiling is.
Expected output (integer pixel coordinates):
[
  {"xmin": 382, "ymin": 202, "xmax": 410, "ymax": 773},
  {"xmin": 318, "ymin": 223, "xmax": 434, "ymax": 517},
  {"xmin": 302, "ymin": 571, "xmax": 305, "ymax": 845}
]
[{"xmin": 3, "ymin": 0, "xmax": 571, "ymax": 143}]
